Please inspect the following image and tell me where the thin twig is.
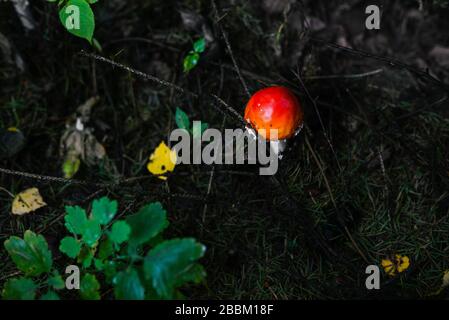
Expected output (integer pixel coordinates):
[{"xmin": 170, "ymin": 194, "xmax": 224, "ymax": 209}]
[
  {"xmin": 211, "ymin": 0, "xmax": 251, "ymax": 98},
  {"xmin": 79, "ymin": 50, "xmax": 248, "ymax": 128}
]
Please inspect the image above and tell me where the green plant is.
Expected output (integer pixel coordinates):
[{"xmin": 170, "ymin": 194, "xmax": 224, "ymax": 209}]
[
  {"xmin": 47, "ymin": 0, "xmax": 99, "ymax": 45},
  {"xmin": 183, "ymin": 37, "xmax": 206, "ymax": 73},
  {"xmin": 1, "ymin": 197, "xmax": 206, "ymax": 300},
  {"xmin": 175, "ymin": 107, "xmax": 208, "ymax": 139}
]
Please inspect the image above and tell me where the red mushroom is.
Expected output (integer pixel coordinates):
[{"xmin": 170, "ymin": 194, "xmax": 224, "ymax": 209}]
[{"xmin": 244, "ymin": 86, "xmax": 304, "ymax": 141}]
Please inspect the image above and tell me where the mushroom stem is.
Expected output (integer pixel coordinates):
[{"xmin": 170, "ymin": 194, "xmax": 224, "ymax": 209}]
[{"xmin": 270, "ymin": 140, "xmax": 287, "ymax": 159}]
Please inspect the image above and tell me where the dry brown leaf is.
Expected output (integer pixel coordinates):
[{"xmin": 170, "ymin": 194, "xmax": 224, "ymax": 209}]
[{"xmin": 12, "ymin": 187, "xmax": 47, "ymax": 215}]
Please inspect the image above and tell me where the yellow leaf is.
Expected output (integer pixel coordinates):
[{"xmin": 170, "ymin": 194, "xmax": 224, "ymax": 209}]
[
  {"xmin": 12, "ymin": 187, "xmax": 47, "ymax": 215},
  {"xmin": 147, "ymin": 141, "xmax": 177, "ymax": 180},
  {"xmin": 396, "ymin": 254, "xmax": 410, "ymax": 273},
  {"xmin": 381, "ymin": 259, "xmax": 395, "ymax": 276}
]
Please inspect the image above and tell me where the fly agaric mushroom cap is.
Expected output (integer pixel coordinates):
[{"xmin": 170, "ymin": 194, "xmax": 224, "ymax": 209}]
[{"xmin": 244, "ymin": 86, "xmax": 304, "ymax": 140}]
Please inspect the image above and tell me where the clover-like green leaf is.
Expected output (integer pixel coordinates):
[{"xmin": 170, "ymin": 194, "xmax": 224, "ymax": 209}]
[
  {"xmin": 98, "ymin": 238, "xmax": 115, "ymax": 260},
  {"xmin": 91, "ymin": 196, "xmax": 118, "ymax": 225},
  {"xmin": 78, "ymin": 246, "xmax": 94, "ymax": 268},
  {"xmin": 2, "ymin": 277, "xmax": 37, "ymax": 300},
  {"xmin": 59, "ymin": 236, "xmax": 81, "ymax": 258},
  {"xmin": 47, "ymin": 273, "xmax": 65, "ymax": 290},
  {"xmin": 40, "ymin": 291, "xmax": 60, "ymax": 300},
  {"xmin": 64, "ymin": 205, "xmax": 88, "ymax": 235},
  {"xmin": 109, "ymin": 220, "xmax": 131, "ymax": 245},
  {"xmin": 81, "ymin": 219, "xmax": 101, "ymax": 247},
  {"xmin": 143, "ymin": 238, "xmax": 206, "ymax": 298},
  {"xmin": 59, "ymin": 0, "xmax": 95, "ymax": 43},
  {"xmin": 4, "ymin": 230, "xmax": 52, "ymax": 276},
  {"xmin": 80, "ymin": 273, "xmax": 100, "ymax": 300},
  {"xmin": 114, "ymin": 268, "xmax": 145, "ymax": 300},
  {"xmin": 175, "ymin": 107, "xmax": 191, "ymax": 131},
  {"xmin": 127, "ymin": 202, "xmax": 168, "ymax": 247}
]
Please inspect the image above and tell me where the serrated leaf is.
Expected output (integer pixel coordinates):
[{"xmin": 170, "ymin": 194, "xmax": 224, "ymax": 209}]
[
  {"xmin": 143, "ymin": 238, "xmax": 206, "ymax": 298},
  {"xmin": 2, "ymin": 277, "xmax": 37, "ymax": 300},
  {"xmin": 183, "ymin": 52, "xmax": 199, "ymax": 73},
  {"xmin": 127, "ymin": 202, "xmax": 168, "ymax": 247},
  {"xmin": 175, "ymin": 107, "xmax": 190, "ymax": 130},
  {"xmin": 80, "ymin": 273, "xmax": 100, "ymax": 300},
  {"xmin": 91, "ymin": 196, "xmax": 118, "ymax": 224},
  {"xmin": 40, "ymin": 291, "xmax": 60, "ymax": 300},
  {"xmin": 4, "ymin": 230, "xmax": 52, "ymax": 276},
  {"xmin": 59, "ymin": 0, "xmax": 95, "ymax": 43},
  {"xmin": 47, "ymin": 273, "xmax": 65, "ymax": 290},
  {"xmin": 193, "ymin": 37, "xmax": 206, "ymax": 53},
  {"xmin": 98, "ymin": 238, "xmax": 114, "ymax": 260},
  {"xmin": 114, "ymin": 268, "xmax": 145, "ymax": 300},
  {"xmin": 59, "ymin": 236, "xmax": 81, "ymax": 258},
  {"xmin": 81, "ymin": 219, "xmax": 101, "ymax": 247},
  {"xmin": 77, "ymin": 246, "xmax": 94, "ymax": 268},
  {"xmin": 64, "ymin": 205, "xmax": 88, "ymax": 235},
  {"xmin": 109, "ymin": 220, "xmax": 131, "ymax": 245}
]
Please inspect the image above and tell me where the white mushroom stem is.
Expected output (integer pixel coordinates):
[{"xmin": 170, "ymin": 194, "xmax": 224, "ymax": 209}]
[{"xmin": 269, "ymin": 140, "xmax": 287, "ymax": 159}]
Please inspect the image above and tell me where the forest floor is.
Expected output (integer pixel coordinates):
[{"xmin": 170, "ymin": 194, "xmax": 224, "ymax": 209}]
[{"xmin": 1, "ymin": 0, "xmax": 449, "ymax": 299}]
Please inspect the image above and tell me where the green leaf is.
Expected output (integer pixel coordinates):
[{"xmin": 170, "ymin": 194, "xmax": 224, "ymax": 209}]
[
  {"xmin": 174, "ymin": 264, "xmax": 206, "ymax": 287},
  {"xmin": 64, "ymin": 205, "xmax": 88, "ymax": 235},
  {"xmin": 183, "ymin": 52, "xmax": 199, "ymax": 73},
  {"xmin": 127, "ymin": 202, "xmax": 168, "ymax": 247},
  {"xmin": 193, "ymin": 122, "xmax": 209, "ymax": 140},
  {"xmin": 143, "ymin": 238, "xmax": 206, "ymax": 298},
  {"xmin": 4, "ymin": 230, "xmax": 52, "ymax": 276},
  {"xmin": 98, "ymin": 238, "xmax": 115, "ymax": 260},
  {"xmin": 109, "ymin": 220, "xmax": 131, "ymax": 245},
  {"xmin": 94, "ymin": 258, "xmax": 104, "ymax": 270},
  {"xmin": 193, "ymin": 37, "xmax": 206, "ymax": 53},
  {"xmin": 91, "ymin": 196, "xmax": 118, "ymax": 224},
  {"xmin": 103, "ymin": 261, "xmax": 117, "ymax": 284},
  {"xmin": 59, "ymin": 0, "xmax": 95, "ymax": 43},
  {"xmin": 77, "ymin": 246, "xmax": 94, "ymax": 268},
  {"xmin": 2, "ymin": 277, "xmax": 37, "ymax": 300},
  {"xmin": 175, "ymin": 107, "xmax": 191, "ymax": 131},
  {"xmin": 81, "ymin": 219, "xmax": 101, "ymax": 247},
  {"xmin": 113, "ymin": 268, "xmax": 145, "ymax": 300},
  {"xmin": 80, "ymin": 273, "xmax": 100, "ymax": 300},
  {"xmin": 40, "ymin": 291, "xmax": 60, "ymax": 300},
  {"xmin": 47, "ymin": 273, "xmax": 65, "ymax": 290},
  {"xmin": 62, "ymin": 155, "xmax": 80, "ymax": 179},
  {"xmin": 59, "ymin": 236, "xmax": 81, "ymax": 258}
]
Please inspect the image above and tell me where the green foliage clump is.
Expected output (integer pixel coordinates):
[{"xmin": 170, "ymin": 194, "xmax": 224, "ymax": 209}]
[
  {"xmin": 183, "ymin": 37, "xmax": 206, "ymax": 73},
  {"xmin": 1, "ymin": 197, "xmax": 206, "ymax": 300}
]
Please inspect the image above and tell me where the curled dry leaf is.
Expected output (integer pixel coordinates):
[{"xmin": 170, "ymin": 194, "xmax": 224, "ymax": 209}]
[
  {"xmin": 60, "ymin": 96, "xmax": 106, "ymax": 178},
  {"xmin": 12, "ymin": 187, "xmax": 47, "ymax": 215}
]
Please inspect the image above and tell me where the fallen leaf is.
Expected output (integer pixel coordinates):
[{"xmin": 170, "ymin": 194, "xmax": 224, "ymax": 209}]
[
  {"xmin": 442, "ymin": 270, "xmax": 449, "ymax": 288},
  {"xmin": 147, "ymin": 142, "xmax": 177, "ymax": 180},
  {"xmin": 12, "ymin": 188, "xmax": 47, "ymax": 215},
  {"xmin": 60, "ymin": 97, "xmax": 106, "ymax": 178}
]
